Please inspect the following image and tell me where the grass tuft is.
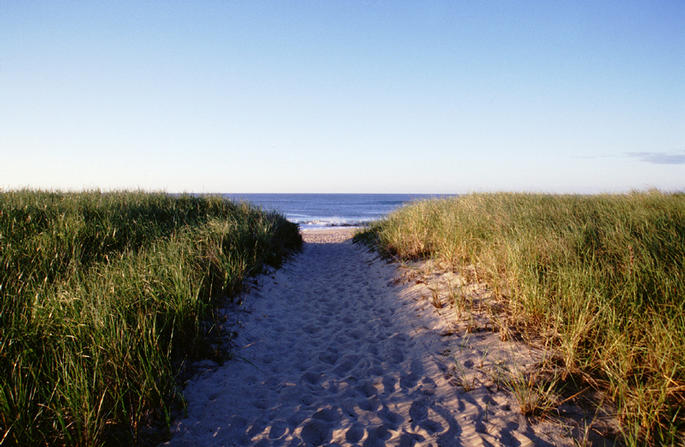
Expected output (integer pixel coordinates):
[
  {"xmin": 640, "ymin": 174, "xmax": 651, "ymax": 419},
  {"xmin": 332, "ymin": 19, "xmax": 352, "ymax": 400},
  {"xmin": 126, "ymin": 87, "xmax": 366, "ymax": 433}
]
[
  {"xmin": 355, "ymin": 191, "xmax": 684, "ymax": 446},
  {"xmin": 0, "ymin": 190, "xmax": 301, "ymax": 446}
]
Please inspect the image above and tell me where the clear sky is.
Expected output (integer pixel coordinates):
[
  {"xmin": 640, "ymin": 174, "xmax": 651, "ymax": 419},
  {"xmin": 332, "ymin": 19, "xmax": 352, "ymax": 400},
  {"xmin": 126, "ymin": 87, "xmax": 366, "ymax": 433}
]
[{"xmin": 1, "ymin": 1, "xmax": 683, "ymax": 193}]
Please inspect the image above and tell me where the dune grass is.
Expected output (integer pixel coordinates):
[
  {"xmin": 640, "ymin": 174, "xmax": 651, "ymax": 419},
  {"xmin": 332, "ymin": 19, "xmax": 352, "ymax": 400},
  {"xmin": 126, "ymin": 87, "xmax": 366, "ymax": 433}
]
[
  {"xmin": 356, "ymin": 191, "xmax": 684, "ymax": 446},
  {"xmin": 0, "ymin": 190, "xmax": 301, "ymax": 446}
]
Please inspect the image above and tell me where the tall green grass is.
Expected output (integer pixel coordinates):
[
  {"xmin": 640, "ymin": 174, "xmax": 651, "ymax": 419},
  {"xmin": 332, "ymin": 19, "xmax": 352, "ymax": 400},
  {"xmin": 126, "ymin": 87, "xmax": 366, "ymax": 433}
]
[
  {"xmin": 356, "ymin": 192, "xmax": 684, "ymax": 445},
  {"xmin": 0, "ymin": 190, "xmax": 301, "ymax": 446}
]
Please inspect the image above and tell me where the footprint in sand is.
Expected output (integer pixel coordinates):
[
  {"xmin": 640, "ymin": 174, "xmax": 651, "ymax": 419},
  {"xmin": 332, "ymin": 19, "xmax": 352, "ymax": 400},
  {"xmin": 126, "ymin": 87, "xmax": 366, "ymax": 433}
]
[{"xmin": 164, "ymin": 233, "xmax": 586, "ymax": 447}]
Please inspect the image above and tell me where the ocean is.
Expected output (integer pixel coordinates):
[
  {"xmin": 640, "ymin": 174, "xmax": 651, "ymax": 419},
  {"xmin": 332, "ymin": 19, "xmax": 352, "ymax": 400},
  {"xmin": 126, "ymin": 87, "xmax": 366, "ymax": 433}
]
[{"xmin": 222, "ymin": 194, "xmax": 450, "ymax": 229}]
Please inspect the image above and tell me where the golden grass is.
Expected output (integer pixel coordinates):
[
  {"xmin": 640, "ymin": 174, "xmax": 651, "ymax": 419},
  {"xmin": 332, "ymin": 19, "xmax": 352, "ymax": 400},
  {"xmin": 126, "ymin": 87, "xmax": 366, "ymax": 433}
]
[{"xmin": 356, "ymin": 191, "xmax": 684, "ymax": 446}]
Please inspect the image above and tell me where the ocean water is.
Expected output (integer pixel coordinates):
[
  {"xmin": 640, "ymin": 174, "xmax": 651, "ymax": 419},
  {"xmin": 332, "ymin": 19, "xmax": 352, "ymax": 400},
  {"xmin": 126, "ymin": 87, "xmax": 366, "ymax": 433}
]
[{"xmin": 222, "ymin": 194, "xmax": 449, "ymax": 229}]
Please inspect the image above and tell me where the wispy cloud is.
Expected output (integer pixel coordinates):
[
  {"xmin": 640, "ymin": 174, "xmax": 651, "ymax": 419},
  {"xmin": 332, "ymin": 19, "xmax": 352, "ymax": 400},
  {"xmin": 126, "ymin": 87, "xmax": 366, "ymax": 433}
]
[{"xmin": 626, "ymin": 151, "xmax": 685, "ymax": 165}]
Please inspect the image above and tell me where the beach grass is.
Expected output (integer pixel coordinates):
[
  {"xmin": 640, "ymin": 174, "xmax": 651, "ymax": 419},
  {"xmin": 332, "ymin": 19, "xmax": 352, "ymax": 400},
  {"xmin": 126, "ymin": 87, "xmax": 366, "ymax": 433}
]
[
  {"xmin": 355, "ymin": 191, "xmax": 684, "ymax": 446},
  {"xmin": 0, "ymin": 190, "xmax": 301, "ymax": 446}
]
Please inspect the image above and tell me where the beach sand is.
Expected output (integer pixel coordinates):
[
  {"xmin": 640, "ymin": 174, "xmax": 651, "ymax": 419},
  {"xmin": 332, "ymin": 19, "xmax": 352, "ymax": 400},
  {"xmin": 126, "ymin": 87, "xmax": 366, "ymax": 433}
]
[
  {"xmin": 164, "ymin": 228, "xmax": 595, "ymax": 446},
  {"xmin": 300, "ymin": 227, "xmax": 358, "ymax": 243}
]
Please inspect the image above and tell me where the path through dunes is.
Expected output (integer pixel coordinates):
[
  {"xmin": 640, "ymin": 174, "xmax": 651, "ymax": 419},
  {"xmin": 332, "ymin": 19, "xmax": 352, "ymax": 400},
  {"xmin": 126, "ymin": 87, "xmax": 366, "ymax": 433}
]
[{"xmin": 164, "ymin": 231, "xmax": 579, "ymax": 446}]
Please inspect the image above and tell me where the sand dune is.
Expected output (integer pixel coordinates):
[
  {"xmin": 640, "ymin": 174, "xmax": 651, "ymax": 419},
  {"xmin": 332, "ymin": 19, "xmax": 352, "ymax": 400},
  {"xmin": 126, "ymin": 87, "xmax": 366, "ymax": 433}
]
[{"xmin": 163, "ymin": 230, "xmax": 583, "ymax": 446}]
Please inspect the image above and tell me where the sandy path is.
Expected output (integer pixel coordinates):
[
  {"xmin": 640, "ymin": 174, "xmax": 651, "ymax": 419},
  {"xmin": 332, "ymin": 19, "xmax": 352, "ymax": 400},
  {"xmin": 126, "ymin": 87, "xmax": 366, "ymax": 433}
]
[{"xmin": 164, "ymin": 231, "xmax": 578, "ymax": 446}]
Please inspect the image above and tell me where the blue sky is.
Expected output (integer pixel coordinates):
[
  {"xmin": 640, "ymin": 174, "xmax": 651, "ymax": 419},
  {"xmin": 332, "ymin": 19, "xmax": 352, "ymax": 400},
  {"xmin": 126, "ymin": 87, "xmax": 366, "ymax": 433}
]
[{"xmin": 1, "ymin": 1, "xmax": 683, "ymax": 193}]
